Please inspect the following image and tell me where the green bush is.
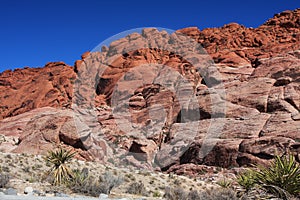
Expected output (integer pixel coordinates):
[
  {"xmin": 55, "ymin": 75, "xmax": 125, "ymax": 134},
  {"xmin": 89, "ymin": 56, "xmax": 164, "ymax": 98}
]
[
  {"xmin": 237, "ymin": 154, "xmax": 300, "ymax": 199},
  {"xmin": 256, "ymin": 154, "xmax": 300, "ymax": 196},
  {"xmin": 237, "ymin": 169, "xmax": 257, "ymax": 191},
  {"xmin": 217, "ymin": 178, "xmax": 232, "ymax": 188},
  {"xmin": 152, "ymin": 190, "xmax": 161, "ymax": 197}
]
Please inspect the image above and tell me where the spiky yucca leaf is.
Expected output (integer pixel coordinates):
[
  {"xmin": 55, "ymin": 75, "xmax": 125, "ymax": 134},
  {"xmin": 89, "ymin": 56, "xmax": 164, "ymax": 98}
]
[
  {"xmin": 237, "ymin": 154, "xmax": 300, "ymax": 199},
  {"xmin": 44, "ymin": 148, "xmax": 76, "ymax": 185},
  {"xmin": 255, "ymin": 154, "xmax": 300, "ymax": 196},
  {"xmin": 217, "ymin": 178, "xmax": 232, "ymax": 188},
  {"xmin": 237, "ymin": 169, "xmax": 257, "ymax": 191}
]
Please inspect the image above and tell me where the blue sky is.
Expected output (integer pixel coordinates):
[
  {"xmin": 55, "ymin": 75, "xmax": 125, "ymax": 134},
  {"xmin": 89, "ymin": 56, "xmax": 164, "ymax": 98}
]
[{"xmin": 0, "ymin": 0, "xmax": 299, "ymax": 72}]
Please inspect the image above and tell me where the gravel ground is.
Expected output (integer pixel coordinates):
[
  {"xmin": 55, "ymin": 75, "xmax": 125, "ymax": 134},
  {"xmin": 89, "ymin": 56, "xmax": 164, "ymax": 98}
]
[
  {"xmin": 0, "ymin": 151, "xmax": 232, "ymax": 199},
  {"xmin": 0, "ymin": 195, "xmax": 99, "ymax": 200},
  {"xmin": 0, "ymin": 194, "xmax": 141, "ymax": 200}
]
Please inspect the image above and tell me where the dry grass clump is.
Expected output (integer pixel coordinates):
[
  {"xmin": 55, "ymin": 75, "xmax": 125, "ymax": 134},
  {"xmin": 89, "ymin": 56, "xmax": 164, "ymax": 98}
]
[
  {"xmin": 164, "ymin": 186, "xmax": 239, "ymax": 200},
  {"xmin": 67, "ymin": 169, "xmax": 123, "ymax": 197},
  {"xmin": 126, "ymin": 181, "xmax": 148, "ymax": 196}
]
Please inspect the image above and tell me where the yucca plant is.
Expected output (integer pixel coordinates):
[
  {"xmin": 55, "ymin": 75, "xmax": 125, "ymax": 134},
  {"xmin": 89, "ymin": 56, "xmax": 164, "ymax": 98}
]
[
  {"xmin": 255, "ymin": 154, "xmax": 300, "ymax": 197},
  {"xmin": 44, "ymin": 147, "xmax": 76, "ymax": 185},
  {"xmin": 237, "ymin": 154, "xmax": 300, "ymax": 199},
  {"xmin": 237, "ymin": 169, "xmax": 257, "ymax": 192},
  {"xmin": 217, "ymin": 178, "xmax": 232, "ymax": 188}
]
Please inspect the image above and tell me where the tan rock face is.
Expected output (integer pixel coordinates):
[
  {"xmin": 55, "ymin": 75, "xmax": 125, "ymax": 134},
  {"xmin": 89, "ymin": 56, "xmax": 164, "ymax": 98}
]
[
  {"xmin": 0, "ymin": 107, "xmax": 109, "ymax": 161},
  {"xmin": 0, "ymin": 9, "xmax": 300, "ymax": 171},
  {"xmin": 0, "ymin": 108, "xmax": 80, "ymax": 157}
]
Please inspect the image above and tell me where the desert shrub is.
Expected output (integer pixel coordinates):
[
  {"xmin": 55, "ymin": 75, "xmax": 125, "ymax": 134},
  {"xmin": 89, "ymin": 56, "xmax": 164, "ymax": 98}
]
[
  {"xmin": 99, "ymin": 171, "xmax": 123, "ymax": 194},
  {"xmin": 217, "ymin": 178, "xmax": 232, "ymax": 188},
  {"xmin": 165, "ymin": 187, "xmax": 239, "ymax": 200},
  {"xmin": 153, "ymin": 190, "xmax": 161, "ymax": 197},
  {"xmin": 205, "ymin": 188, "xmax": 239, "ymax": 200},
  {"xmin": 237, "ymin": 169, "xmax": 257, "ymax": 192},
  {"xmin": 187, "ymin": 190, "xmax": 200, "ymax": 200},
  {"xmin": 164, "ymin": 186, "xmax": 187, "ymax": 200},
  {"xmin": 127, "ymin": 181, "xmax": 148, "ymax": 196},
  {"xmin": 124, "ymin": 173, "xmax": 136, "ymax": 181},
  {"xmin": 75, "ymin": 177, "xmax": 102, "ymax": 197},
  {"xmin": 65, "ymin": 168, "xmax": 88, "ymax": 189},
  {"xmin": 68, "ymin": 170, "xmax": 123, "ymax": 196},
  {"xmin": 237, "ymin": 154, "xmax": 300, "ymax": 199},
  {"xmin": 44, "ymin": 147, "xmax": 75, "ymax": 185},
  {"xmin": 0, "ymin": 173, "xmax": 10, "ymax": 188}
]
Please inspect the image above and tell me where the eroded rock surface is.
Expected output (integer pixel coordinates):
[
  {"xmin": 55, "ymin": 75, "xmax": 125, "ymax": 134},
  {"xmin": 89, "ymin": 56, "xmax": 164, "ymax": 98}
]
[{"xmin": 0, "ymin": 9, "xmax": 299, "ymax": 172}]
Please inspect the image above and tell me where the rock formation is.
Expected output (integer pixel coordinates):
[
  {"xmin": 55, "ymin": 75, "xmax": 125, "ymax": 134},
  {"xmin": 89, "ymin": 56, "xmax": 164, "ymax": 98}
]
[{"xmin": 0, "ymin": 9, "xmax": 299, "ymax": 172}]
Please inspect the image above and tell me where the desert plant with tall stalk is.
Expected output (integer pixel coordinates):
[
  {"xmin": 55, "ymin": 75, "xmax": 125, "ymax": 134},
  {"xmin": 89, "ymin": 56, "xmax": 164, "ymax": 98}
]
[{"xmin": 44, "ymin": 147, "xmax": 76, "ymax": 185}]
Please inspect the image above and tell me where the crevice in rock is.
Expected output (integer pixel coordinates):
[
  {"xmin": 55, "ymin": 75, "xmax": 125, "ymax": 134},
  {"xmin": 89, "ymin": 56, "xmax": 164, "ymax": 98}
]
[
  {"xmin": 274, "ymin": 78, "xmax": 292, "ymax": 86},
  {"xmin": 267, "ymin": 98, "xmax": 299, "ymax": 113},
  {"xmin": 253, "ymin": 152, "xmax": 274, "ymax": 160},
  {"xmin": 200, "ymin": 76, "xmax": 221, "ymax": 87},
  {"xmin": 160, "ymin": 162, "xmax": 177, "ymax": 172},
  {"xmin": 179, "ymin": 143, "xmax": 202, "ymax": 165},
  {"xmin": 59, "ymin": 134, "xmax": 88, "ymax": 151},
  {"xmin": 255, "ymin": 104, "xmax": 266, "ymax": 113},
  {"xmin": 176, "ymin": 108, "xmax": 211, "ymax": 123},
  {"xmin": 285, "ymin": 98, "xmax": 299, "ymax": 112},
  {"xmin": 96, "ymin": 78, "xmax": 111, "ymax": 95},
  {"xmin": 251, "ymin": 57, "xmax": 262, "ymax": 68}
]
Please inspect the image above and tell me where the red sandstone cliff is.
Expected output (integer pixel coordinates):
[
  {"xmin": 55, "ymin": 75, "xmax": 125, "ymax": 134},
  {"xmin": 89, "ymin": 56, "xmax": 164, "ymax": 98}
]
[{"xmin": 0, "ymin": 9, "xmax": 299, "ymax": 170}]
